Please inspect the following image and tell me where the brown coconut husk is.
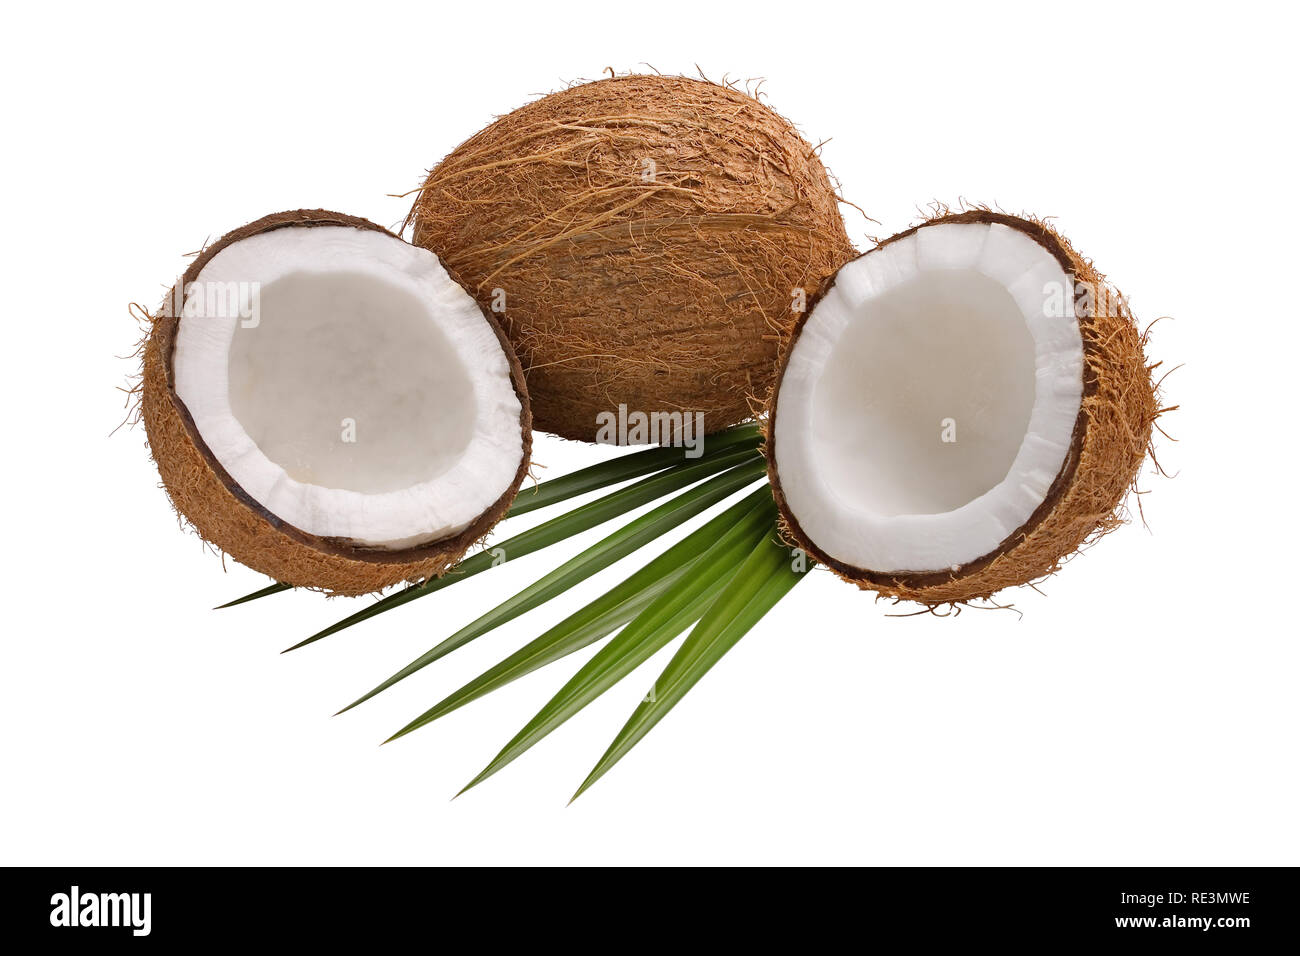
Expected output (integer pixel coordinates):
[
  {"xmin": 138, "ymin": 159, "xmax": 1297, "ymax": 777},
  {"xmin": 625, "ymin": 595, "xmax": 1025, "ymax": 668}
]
[
  {"xmin": 408, "ymin": 73, "xmax": 856, "ymax": 443},
  {"xmin": 766, "ymin": 208, "xmax": 1166, "ymax": 606},
  {"xmin": 139, "ymin": 209, "xmax": 532, "ymax": 596}
]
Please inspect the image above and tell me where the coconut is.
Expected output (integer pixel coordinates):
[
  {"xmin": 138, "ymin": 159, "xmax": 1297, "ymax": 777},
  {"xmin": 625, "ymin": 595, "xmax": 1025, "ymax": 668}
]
[
  {"xmin": 140, "ymin": 209, "xmax": 532, "ymax": 596},
  {"xmin": 766, "ymin": 210, "xmax": 1161, "ymax": 605},
  {"xmin": 408, "ymin": 74, "xmax": 855, "ymax": 443}
]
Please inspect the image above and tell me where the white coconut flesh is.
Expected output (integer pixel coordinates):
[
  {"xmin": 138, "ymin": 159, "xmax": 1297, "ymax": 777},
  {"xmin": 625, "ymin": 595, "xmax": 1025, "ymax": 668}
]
[
  {"xmin": 774, "ymin": 221, "xmax": 1085, "ymax": 572},
  {"xmin": 172, "ymin": 226, "xmax": 524, "ymax": 550}
]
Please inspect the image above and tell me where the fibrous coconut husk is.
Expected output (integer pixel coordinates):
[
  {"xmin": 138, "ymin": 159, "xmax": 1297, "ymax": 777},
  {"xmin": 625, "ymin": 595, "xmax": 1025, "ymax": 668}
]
[
  {"xmin": 139, "ymin": 209, "xmax": 532, "ymax": 596},
  {"xmin": 766, "ymin": 208, "xmax": 1167, "ymax": 605},
  {"xmin": 409, "ymin": 73, "xmax": 856, "ymax": 442}
]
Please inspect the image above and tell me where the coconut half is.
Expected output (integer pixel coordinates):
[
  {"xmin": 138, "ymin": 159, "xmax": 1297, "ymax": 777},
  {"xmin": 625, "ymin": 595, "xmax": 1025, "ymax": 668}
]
[
  {"xmin": 767, "ymin": 211, "xmax": 1158, "ymax": 604},
  {"xmin": 141, "ymin": 210, "xmax": 532, "ymax": 595}
]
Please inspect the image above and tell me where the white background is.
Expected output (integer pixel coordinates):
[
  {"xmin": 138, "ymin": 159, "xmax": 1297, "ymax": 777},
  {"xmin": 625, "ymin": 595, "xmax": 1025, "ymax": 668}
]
[{"xmin": 1, "ymin": 0, "xmax": 1295, "ymax": 866}]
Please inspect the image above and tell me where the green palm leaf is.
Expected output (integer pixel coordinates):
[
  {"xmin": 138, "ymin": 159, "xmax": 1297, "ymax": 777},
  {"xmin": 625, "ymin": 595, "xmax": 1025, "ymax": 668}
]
[
  {"xmin": 214, "ymin": 580, "xmax": 291, "ymax": 609},
  {"xmin": 386, "ymin": 487, "xmax": 775, "ymax": 735},
  {"xmin": 337, "ymin": 457, "xmax": 767, "ymax": 714},
  {"xmin": 451, "ymin": 496, "xmax": 780, "ymax": 792},
  {"xmin": 217, "ymin": 423, "xmax": 761, "ymax": 608},
  {"xmin": 287, "ymin": 444, "xmax": 762, "ymax": 652},
  {"xmin": 507, "ymin": 423, "xmax": 759, "ymax": 517},
  {"xmin": 571, "ymin": 529, "xmax": 812, "ymax": 802}
]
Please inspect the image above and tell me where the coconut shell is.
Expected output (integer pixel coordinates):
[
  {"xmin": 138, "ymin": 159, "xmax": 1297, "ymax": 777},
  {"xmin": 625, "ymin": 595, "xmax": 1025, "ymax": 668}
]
[
  {"xmin": 140, "ymin": 209, "xmax": 532, "ymax": 596},
  {"xmin": 766, "ymin": 210, "xmax": 1162, "ymax": 605},
  {"xmin": 409, "ymin": 74, "xmax": 856, "ymax": 442}
]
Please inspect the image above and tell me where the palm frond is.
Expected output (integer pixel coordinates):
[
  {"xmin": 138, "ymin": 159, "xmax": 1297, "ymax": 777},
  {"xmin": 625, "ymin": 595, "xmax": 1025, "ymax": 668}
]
[
  {"xmin": 572, "ymin": 528, "xmax": 812, "ymax": 801},
  {"xmin": 339, "ymin": 457, "xmax": 767, "ymax": 713},
  {"xmin": 452, "ymin": 496, "xmax": 780, "ymax": 791},
  {"xmin": 287, "ymin": 444, "xmax": 762, "ymax": 652},
  {"xmin": 217, "ymin": 423, "xmax": 760, "ymax": 608},
  {"xmin": 386, "ymin": 488, "xmax": 775, "ymax": 735}
]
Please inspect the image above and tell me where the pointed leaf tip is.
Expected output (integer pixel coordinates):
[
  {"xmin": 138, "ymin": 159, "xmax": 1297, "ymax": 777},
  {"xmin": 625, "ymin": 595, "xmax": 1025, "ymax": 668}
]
[
  {"xmin": 575, "ymin": 531, "xmax": 812, "ymax": 798},
  {"xmin": 455, "ymin": 496, "xmax": 778, "ymax": 794},
  {"xmin": 353, "ymin": 457, "xmax": 765, "ymax": 717},
  {"xmin": 296, "ymin": 444, "xmax": 763, "ymax": 651},
  {"xmin": 215, "ymin": 580, "xmax": 291, "ymax": 609}
]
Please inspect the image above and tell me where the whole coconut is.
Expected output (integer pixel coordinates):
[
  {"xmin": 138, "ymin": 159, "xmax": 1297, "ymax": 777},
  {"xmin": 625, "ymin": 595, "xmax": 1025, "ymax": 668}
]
[{"xmin": 409, "ymin": 74, "xmax": 855, "ymax": 442}]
